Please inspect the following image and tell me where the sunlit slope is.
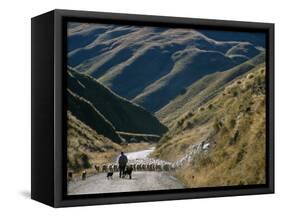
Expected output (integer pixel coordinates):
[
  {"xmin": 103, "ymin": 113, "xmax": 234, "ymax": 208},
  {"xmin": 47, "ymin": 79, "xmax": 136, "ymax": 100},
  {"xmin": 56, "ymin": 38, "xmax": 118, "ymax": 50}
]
[{"xmin": 152, "ymin": 65, "xmax": 266, "ymax": 187}]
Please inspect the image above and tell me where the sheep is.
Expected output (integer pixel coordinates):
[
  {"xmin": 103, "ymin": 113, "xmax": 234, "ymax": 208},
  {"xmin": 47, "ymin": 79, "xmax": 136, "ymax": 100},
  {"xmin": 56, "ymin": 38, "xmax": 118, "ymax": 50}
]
[
  {"xmin": 82, "ymin": 170, "xmax": 87, "ymax": 180},
  {"xmin": 108, "ymin": 164, "xmax": 113, "ymax": 172},
  {"xmin": 136, "ymin": 164, "xmax": 141, "ymax": 171},
  {"xmin": 156, "ymin": 164, "xmax": 162, "ymax": 171},
  {"xmin": 102, "ymin": 164, "xmax": 107, "ymax": 172},
  {"xmin": 94, "ymin": 165, "xmax": 100, "ymax": 172},
  {"xmin": 113, "ymin": 164, "xmax": 118, "ymax": 172}
]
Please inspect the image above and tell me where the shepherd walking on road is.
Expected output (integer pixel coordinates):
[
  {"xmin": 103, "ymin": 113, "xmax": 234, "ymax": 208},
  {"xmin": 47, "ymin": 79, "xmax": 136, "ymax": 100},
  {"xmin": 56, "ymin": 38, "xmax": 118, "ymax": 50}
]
[{"xmin": 118, "ymin": 152, "xmax": 128, "ymax": 178}]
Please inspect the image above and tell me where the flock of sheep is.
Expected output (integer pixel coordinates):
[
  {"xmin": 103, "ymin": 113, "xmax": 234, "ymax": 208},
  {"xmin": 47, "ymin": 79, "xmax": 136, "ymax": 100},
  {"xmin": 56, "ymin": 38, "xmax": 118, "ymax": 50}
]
[
  {"xmin": 94, "ymin": 142, "xmax": 211, "ymax": 173},
  {"xmin": 94, "ymin": 161, "xmax": 174, "ymax": 173}
]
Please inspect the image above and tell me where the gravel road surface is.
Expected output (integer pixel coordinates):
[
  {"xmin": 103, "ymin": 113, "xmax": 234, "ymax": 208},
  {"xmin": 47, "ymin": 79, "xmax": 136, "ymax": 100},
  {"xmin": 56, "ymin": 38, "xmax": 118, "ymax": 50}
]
[{"xmin": 68, "ymin": 147, "xmax": 185, "ymax": 195}]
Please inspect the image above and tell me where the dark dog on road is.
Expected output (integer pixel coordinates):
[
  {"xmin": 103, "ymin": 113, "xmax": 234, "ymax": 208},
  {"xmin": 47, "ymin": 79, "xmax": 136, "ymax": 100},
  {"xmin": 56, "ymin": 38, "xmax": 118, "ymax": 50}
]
[
  {"xmin": 107, "ymin": 172, "xmax": 113, "ymax": 179},
  {"xmin": 123, "ymin": 165, "xmax": 133, "ymax": 179},
  {"xmin": 68, "ymin": 171, "xmax": 73, "ymax": 182}
]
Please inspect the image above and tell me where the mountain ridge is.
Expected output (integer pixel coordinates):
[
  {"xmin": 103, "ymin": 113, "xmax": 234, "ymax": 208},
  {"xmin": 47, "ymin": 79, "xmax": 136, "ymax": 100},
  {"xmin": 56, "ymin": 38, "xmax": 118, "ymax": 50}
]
[{"xmin": 67, "ymin": 23, "xmax": 264, "ymax": 113}]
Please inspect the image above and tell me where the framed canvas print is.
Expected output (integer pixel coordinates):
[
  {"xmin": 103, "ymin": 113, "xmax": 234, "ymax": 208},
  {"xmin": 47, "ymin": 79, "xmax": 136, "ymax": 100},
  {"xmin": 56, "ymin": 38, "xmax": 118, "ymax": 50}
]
[{"xmin": 31, "ymin": 9, "xmax": 274, "ymax": 207}]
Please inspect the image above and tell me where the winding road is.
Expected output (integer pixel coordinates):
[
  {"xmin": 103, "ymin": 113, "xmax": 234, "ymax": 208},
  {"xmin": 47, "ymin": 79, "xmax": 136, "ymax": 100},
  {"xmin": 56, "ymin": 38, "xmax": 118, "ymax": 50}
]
[{"xmin": 68, "ymin": 147, "xmax": 185, "ymax": 195}]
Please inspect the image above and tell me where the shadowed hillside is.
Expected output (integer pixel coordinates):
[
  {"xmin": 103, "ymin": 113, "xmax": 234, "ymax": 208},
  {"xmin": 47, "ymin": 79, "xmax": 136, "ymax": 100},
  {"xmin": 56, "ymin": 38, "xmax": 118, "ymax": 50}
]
[
  {"xmin": 67, "ymin": 89, "xmax": 122, "ymax": 143},
  {"xmin": 67, "ymin": 68, "xmax": 168, "ymax": 136},
  {"xmin": 67, "ymin": 23, "xmax": 264, "ymax": 113}
]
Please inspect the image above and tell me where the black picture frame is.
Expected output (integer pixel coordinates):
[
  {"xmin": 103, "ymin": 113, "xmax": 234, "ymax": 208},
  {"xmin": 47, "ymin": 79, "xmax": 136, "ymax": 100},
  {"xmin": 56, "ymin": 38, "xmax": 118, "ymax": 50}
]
[{"xmin": 31, "ymin": 9, "xmax": 274, "ymax": 207}]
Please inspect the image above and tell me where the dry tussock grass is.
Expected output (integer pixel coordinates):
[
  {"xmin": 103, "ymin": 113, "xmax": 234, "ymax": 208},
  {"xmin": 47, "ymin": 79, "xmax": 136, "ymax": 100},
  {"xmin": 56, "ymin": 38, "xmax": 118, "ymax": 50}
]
[
  {"xmin": 154, "ymin": 66, "xmax": 266, "ymax": 187},
  {"xmin": 67, "ymin": 112, "xmax": 122, "ymax": 174}
]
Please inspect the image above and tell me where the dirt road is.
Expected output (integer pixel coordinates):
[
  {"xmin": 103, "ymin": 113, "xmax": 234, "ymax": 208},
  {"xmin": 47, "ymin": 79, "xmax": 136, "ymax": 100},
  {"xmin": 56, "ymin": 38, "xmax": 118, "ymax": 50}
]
[{"xmin": 68, "ymin": 147, "xmax": 185, "ymax": 195}]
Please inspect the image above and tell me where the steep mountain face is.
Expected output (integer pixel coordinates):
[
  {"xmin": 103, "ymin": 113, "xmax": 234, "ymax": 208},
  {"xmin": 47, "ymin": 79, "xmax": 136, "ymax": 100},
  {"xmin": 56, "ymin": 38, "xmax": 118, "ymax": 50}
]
[
  {"xmin": 156, "ymin": 52, "xmax": 265, "ymax": 126},
  {"xmin": 67, "ymin": 23, "xmax": 264, "ymax": 113},
  {"xmin": 67, "ymin": 69, "xmax": 168, "ymax": 137}
]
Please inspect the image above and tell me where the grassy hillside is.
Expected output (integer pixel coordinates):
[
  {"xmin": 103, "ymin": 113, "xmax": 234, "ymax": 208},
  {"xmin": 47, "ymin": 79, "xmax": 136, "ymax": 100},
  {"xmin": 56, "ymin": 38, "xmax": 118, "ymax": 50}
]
[
  {"xmin": 131, "ymin": 48, "xmax": 238, "ymax": 112},
  {"xmin": 152, "ymin": 65, "xmax": 266, "ymax": 187},
  {"xmin": 67, "ymin": 23, "xmax": 264, "ymax": 112},
  {"xmin": 156, "ymin": 52, "xmax": 265, "ymax": 126},
  {"xmin": 67, "ymin": 111, "xmax": 121, "ymax": 173},
  {"xmin": 68, "ymin": 68, "xmax": 167, "ymax": 136}
]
